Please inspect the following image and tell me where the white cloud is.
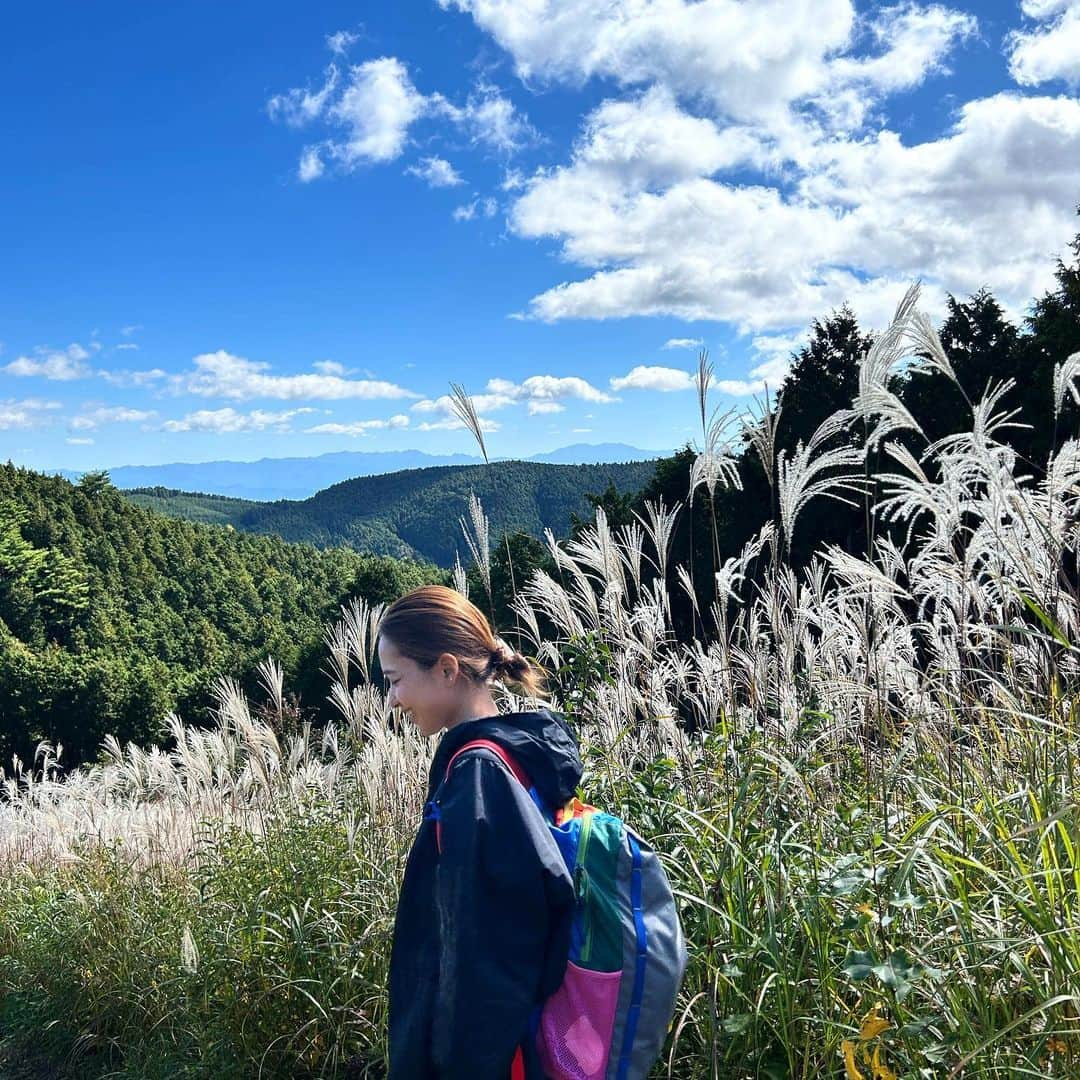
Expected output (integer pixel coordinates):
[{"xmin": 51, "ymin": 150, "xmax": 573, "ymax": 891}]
[
  {"xmin": 406, "ymin": 156, "xmax": 465, "ymax": 187},
  {"xmin": 431, "ymin": 0, "xmax": 1037, "ymax": 337},
  {"xmin": 175, "ymin": 350, "xmax": 420, "ymax": 402},
  {"xmin": 662, "ymin": 337, "xmax": 704, "ymax": 350},
  {"xmin": 329, "ymin": 58, "xmax": 427, "ymax": 165},
  {"xmin": 437, "ymin": 0, "xmax": 972, "ymax": 136},
  {"xmin": 1007, "ymin": 1, "xmax": 1080, "ymax": 86},
  {"xmin": 326, "ymin": 29, "xmax": 361, "ymax": 56},
  {"xmin": 488, "ymin": 374, "xmax": 616, "ymax": 404},
  {"xmin": 750, "ymin": 332, "xmax": 806, "ymax": 368},
  {"xmin": 306, "ymin": 413, "xmax": 411, "ymax": 435},
  {"xmin": 437, "ymin": 0, "xmax": 855, "ymax": 122},
  {"xmin": 298, "ymin": 146, "xmax": 325, "ymax": 182},
  {"xmin": 610, "ymin": 365, "xmax": 695, "ymax": 392},
  {"xmin": 453, "ymin": 196, "xmax": 498, "ymax": 221},
  {"xmin": 4, "ymin": 344, "xmax": 91, "ymax": 381},
  {"xmin": 271, "ymin": 50, "xmax": 535, "ymax": 181},
  {"xmin": 695, "ymin": 334, "xmax": 802, "ymax": 396},
  {"xmin": 0, "ymin": 398, "xmax": 61, "ymax": 430},
  {"xmin": 416, "ymin": 415, "xmax": 501, "ymax": 432},
  {"xmin": 270, "ymin": 58, "xmax": 427, "ymax": 172},
  {"xmin": 510, "ymin": 90, "xmax": 1080, "ymax": 332},
  {"xmin": 312, "ymin": 360, "xmax": 350, "ymax": 375},
  {"xmin": 1022, "ymin": 0, "xmax": 1072, "ymax": 13},
  {"xmin": 120, "ymin": 324, "xmax": 142, "ymax": 337},
  {"xmin": 442, "ymin": 81, "xmax": 537, "ymax": 152},
  {"xmin": 115, "ymin": 342, "xmax": 139, "ymax": 351},
  {"xmin": 848, "ymin": 4, "xmax": 975, "ymax": 91},
  {"xmin": 412, "ymin": 390, "xmax": 517, "ymax": 414},
  {"xmin": 69, "ymin": 406, "xmax": 157, "ymax": 431},
  {"xmin": 573, "ymin": 86, "xmax": 769, "ymax": 188},
  {"xmin": 413, "ymin": 374, "xmax": 615, "ymax": 424},
  {"xmin": 66, "ymin": 437, "xmax": 94, "ymax": 446},
  {"xmin": 98, "ymin": 367, "xmax": 168, "ymax": 388},
  {"xmin": 800, "ymin": 93, "xmax": 1080, "ymax": 311},
  {"xmin": 163, "ymin": 407, "xmax": 318, "ymax": 434},
  {"xmin": 268, "ymin": 65, "xmax": 341, "ymax": 128},
  {"xmin": 714, "ymin": 355, "xmax": 792, "ymax": 396}
]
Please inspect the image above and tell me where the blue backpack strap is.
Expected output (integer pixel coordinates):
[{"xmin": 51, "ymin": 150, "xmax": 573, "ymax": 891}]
[
  {"xmin": 615, "ymin": 833, "xmax": 648, "ymax": 1080},
  {"xmin": 422, "ymin": 799, "xmax": 443, "ymax": 852}
]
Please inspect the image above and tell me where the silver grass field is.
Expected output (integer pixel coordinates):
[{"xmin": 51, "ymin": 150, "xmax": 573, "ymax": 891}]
[{"xmin": 2, "ymin": 293, "xmax": 1080, "ymax": 1078}]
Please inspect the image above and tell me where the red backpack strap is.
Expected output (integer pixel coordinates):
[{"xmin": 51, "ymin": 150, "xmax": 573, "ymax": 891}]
[
  {"xmin": 433, "ymin": 739, "xmax": 534, "ymax": 855},
  {"xmin": 511, "ymin": 1046, "xmax": 526, "ymax": 1080},
  {"xmin": 444, "ymin": 738, "xmax": 533, "ymax": 790}
]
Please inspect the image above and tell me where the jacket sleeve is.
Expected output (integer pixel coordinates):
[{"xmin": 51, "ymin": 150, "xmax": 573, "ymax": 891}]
[{"xmin": 430, "ymin": 751, "xmax": 574, "ymax": 1079}]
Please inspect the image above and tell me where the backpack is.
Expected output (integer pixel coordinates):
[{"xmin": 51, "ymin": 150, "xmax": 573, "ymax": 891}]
[{"xmin": 436, "ymin": 738, "xmax": 688, "ymax": 1080}]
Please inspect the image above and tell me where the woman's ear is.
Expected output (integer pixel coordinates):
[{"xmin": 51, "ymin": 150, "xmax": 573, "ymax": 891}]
[{"xmin": 436, "ymin": 652, "xmax": 460, "ymax": 684}]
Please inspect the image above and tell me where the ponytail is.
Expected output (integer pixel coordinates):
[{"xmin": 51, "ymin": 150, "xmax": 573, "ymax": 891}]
[{"xmin": 379, "ymin": 585, "xmax": 548, "ymax": 697}]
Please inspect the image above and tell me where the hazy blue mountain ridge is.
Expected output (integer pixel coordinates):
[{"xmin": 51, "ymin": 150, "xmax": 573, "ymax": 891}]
[{"xmin": 57, "ymin": 443, "xmax": 665, "ymax": 500}]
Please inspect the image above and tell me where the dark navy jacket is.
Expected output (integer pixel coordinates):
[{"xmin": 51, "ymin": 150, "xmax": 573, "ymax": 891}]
[{"xmin": 388, "ymin": 708, "xmax": 582, "ymax": 1079}]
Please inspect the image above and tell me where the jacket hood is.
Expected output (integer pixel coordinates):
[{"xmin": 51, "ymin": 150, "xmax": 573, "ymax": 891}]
[{"xmin": 427, "ymin": 707, "xmax": 583, "ymax": 811}]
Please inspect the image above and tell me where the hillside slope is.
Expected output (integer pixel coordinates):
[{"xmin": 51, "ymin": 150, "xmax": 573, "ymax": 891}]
[
  {"xmin": 124, "ymin": 487, "xmax": 260, "ymax": 525},
  {"xmin": 0, "ymin": 466, "xmax": 441, "ymax": 767},
  {"xmin": 133, "ymin": 458, "xmax": 659, "ymax": 566}
]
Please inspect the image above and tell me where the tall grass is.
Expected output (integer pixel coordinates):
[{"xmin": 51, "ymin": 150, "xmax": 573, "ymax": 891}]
[{"xmin": 1, "ymin": 301, "xmax": 1079, "ymax": 1077}]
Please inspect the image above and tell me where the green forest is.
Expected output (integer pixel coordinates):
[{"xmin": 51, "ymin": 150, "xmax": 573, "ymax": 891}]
[
  {"xmin": 123, "ymin": 489, "xmax": 261, "ymax": 527},
  {"xmin": 0, "ymin": 470, "xmax": 441, "ymax": 769},
  {"xmin": 126, "ymin": 458, "xmax": 658, "ymax": 564}
]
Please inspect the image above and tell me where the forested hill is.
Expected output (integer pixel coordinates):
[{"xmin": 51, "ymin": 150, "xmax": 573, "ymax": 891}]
[
  {"xmin": 128, "ymin": 458, "xmax": 659, "ymax": 567},
  {"xmin": 123, "ymin": 488, "xmax": 259, "ymax": 526},
  {"xmin": 0, "ymin": 465, "xmax": 441, "ymax": 768}
]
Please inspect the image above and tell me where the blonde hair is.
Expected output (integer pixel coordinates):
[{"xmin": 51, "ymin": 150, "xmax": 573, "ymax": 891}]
[{"xmin": 378, "ymin": 585, "xmax": 548, "ymax": 697}]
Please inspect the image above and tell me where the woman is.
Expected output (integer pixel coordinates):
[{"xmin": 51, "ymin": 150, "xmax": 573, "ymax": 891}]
[{"xmin": 380, "ymin": 585, "xmax": 581, "ymax": 1079}]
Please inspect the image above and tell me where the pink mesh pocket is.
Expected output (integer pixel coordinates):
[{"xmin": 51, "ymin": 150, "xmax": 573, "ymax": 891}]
[{"xmin": 536, "ymin": 961, "xmax": 623, "ymax": 1080}]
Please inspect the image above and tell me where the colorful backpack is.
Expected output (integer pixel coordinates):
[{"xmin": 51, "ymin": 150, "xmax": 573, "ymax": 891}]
[{"xmin": 437, "ymin": 739, "xmax": 688, "ymax": 1080}]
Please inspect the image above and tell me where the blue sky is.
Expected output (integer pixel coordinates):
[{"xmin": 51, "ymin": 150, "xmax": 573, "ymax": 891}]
[{"xmin": 2, "ymin": 0, "xmax": 1079, "ymax": 471}]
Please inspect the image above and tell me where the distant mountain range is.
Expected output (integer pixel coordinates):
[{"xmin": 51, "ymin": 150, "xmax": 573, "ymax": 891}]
[
  {"xmin": 125, "ymin": 457, "xmax": 660, "ymax": 566},
  {"xmin": 58, "ymin": 443, "xmax": 666, "ymax": 501}
]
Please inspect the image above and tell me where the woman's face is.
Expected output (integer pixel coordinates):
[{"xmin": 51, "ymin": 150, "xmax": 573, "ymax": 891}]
[{"xmin": 377, "ymin": 636, "xmax": 459, "ymax": 737}]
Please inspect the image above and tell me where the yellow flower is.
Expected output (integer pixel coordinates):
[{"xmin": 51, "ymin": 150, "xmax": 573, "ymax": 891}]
[
  {"xmin": 871, "ymin": 1043, "xmax": 897, "ymax": 1080},
  {"xmin": 859, "ymin": 1003, "xmax": 891, "ymax": 1042},
  {"xmin": 842, "ymin": 1040, "xmax": 866, "ymax": 1080}
]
